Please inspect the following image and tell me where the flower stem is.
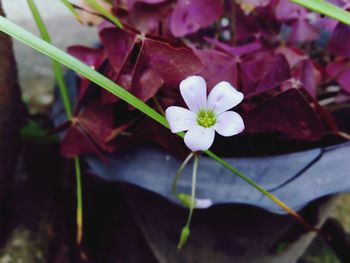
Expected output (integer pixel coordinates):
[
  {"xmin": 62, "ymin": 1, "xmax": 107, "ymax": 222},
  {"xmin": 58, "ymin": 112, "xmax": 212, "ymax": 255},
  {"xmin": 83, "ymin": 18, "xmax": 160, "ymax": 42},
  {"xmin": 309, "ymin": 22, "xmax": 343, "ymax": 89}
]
[
  {"xmin": 27, "ymin": 0, "xmax": 83, "ymax": 244},
  {"xmin": 172, "ymin": 152, "xmax": 194, "ymax": 195},
  {"xmin": 75, "ymin": 156, "xmax": 83, "ymax": 244},
  {"xmin": 177, "ymin": 153, "xmax": 199, "ymax": 250}
]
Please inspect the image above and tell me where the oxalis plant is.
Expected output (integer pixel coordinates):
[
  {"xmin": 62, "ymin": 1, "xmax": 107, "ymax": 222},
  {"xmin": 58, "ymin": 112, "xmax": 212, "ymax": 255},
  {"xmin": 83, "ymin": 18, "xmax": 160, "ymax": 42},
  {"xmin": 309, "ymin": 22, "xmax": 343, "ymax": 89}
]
[{"xmin": 2, "ymin": 0, "xmax": 350, "ymax": 252}]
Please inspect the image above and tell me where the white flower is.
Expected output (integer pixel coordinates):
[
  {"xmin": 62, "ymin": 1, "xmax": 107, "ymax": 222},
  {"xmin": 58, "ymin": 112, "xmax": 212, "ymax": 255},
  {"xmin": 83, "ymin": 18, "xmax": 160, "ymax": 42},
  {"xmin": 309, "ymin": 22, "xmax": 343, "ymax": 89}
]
[{"xmin": 165, "ymin": 76, "xmax": 245, "ymax": 152}]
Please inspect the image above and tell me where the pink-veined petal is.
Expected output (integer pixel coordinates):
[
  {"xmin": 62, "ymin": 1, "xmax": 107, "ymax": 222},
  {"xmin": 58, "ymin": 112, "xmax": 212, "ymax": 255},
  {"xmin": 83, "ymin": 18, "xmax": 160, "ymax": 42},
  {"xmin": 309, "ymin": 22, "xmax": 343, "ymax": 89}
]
[
  {"xmin": 214, "ymin": 111, "xmax": 245, "ymax": 137},
  {"xmin": 207, "ymin": 81, "xmax": 243, "ymax": 114},
  {"xmin": 180, "ymin": 75, "xmax": 207, "ymax": 113},
  {"xmin": 184, "ymin": 126, "xmax": 215, "ymax": 152},
  {"xmin": 165, "ymin": 106, "xmax": 196, "ymax": 133}
]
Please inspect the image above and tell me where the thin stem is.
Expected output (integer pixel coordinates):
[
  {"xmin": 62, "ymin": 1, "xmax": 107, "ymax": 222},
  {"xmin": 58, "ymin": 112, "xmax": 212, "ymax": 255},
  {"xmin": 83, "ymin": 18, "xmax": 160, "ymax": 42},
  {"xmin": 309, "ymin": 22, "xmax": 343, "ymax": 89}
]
[
  {"xmin": 186, "ymin": 153, "xmax": 199, "ymax": 227},
  {"xmin": 75, "ymin": 157, "xmax": 83, "ymax": 244},
  {"xmin": 27, "ymin": 0, "xmax": 83, "ymax": 244},
  {"xmin": 27, "ymin": 0, "xmax": 73, "ymax": 119},
  {"xmin": 172, "ymin": 152, "xmax": 194, "ymax": 195},
  {"xmin": 60, "ymin": 0, "xmax": 82, "ymax": 23},
  {"xmin": 84, "ymin": 0, "xmax": 123, "ymax": 28},
  {"xmin": 177, "ymin": 153, "xmax": 199, "ymax": 250}
]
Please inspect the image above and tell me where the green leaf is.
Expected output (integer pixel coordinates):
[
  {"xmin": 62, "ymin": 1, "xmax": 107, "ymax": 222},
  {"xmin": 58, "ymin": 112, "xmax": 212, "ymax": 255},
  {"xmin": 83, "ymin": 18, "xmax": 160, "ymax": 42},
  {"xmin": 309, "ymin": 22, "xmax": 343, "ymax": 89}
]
[
  {"xmin": 291, "ymin": 0, "xmax": 350, "ymax": 26},
  {"xmin": 84, "ymin": 0, "xmax": 123, "ymax": 28},
  {"xmin": 20, "ymin": 121, "xmax": 58, "ymax": 143}
]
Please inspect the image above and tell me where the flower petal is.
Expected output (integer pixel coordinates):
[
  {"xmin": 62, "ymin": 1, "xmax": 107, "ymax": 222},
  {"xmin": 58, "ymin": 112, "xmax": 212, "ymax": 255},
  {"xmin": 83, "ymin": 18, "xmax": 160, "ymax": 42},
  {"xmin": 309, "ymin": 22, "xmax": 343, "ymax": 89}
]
[
  {"xmin": 214, "ymin": 111, "xmax": 245, "ymax": 137},
  {"xmin": 165, "ymin": 106, "xmax": 197, "ymax": 133},
  {"xmin": 180, "ymin": 75, "xmax": 207, "ymax": 113},
  {"xmin": 195, "ymin": 198, "xmax": 213, "ymax": 209},
  {"xmin": 207, "ymin": 81, "xmax": 243, "ymax": 114},
  {"xmin": 184, "ymin": 126, "xmax": 215, "ymax": 152}
]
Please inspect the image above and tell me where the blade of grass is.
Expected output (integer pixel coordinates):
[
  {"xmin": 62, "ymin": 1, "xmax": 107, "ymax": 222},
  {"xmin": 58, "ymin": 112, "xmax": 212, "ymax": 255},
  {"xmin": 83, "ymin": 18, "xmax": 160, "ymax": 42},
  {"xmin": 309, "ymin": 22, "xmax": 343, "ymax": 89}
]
[
  {"xmin": 0, "ymin": 15, "xmax": 316, "ymax": 230},
  {"xmin": 60, "ymin": 0, "xmax": 83, "ymax": 23},
  {"xmin": 291, "ymin": 0, "xmax": 350, "ymax": 26},
  {"xmin": 27, "ymin": 0, "xmax": 83, "ymax": 244},
  {"xmin": 26, "ymin": 0, "xmax": 73, "ymax": 119},
  {"xmin": 84, "ymin": 0, "xmax": 123, "ymax": 28}
]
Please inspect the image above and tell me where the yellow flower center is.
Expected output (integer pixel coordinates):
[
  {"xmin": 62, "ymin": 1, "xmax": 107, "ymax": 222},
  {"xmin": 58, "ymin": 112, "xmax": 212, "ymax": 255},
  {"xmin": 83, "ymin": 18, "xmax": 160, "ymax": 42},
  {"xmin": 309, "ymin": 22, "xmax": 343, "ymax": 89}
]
[{"xmin": 197, "ymin": 110, "xmax": 216, "ymax": 128}]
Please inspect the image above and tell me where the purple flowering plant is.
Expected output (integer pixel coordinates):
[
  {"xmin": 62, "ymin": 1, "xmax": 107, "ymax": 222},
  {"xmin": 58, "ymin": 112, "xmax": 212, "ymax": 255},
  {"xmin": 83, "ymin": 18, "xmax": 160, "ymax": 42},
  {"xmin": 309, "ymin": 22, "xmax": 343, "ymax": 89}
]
[
  {"xmin": 58, "ymin": 0, "xmax": 350, "ymax": 160},
  {"xmin": 53, "ymin": 0, "xmax": 350, "ymax": 247},
  {"xmin": 4, "ymin": 0, "xmax": 350, "ymax": 251}
]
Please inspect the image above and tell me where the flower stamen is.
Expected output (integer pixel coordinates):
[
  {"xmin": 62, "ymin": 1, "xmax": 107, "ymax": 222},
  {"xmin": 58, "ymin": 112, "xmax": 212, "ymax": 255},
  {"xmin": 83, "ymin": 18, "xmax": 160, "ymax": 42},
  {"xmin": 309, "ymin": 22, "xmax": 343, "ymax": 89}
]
[{"xmin": 197, "ymin": 110, "xmax": 216, "ymax": 128}]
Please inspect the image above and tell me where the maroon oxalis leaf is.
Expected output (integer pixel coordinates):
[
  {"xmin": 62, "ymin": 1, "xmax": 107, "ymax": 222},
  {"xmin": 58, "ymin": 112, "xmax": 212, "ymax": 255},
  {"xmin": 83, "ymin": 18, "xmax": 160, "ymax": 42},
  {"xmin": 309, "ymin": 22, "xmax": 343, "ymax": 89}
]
[
  {"xmin": 61, "ymin": 101, "xmax": 115, "ymax": 158},
  {"xmin": 144, "ymin": 39, "xmax": 203, "ymax": 87},
  {"xmin": 327, "ymin": 59, "xmax": 350, "ymax": 93},
  {"xmin": 194, "ymin": 49, "xmax": 238, "ymax": 90},
  {"xmin": 99, "ymin": 26, "xmax": 202, "ymax": 102},
  {"xmin": 127, "ymin": 0, "xmax": 168, "ymax": 9},
  {"xmin": 328, "ymin": 22, "xmax": 350, "ymax": 58},
  {"xmin": 67, "ymin": 45, "xmax": 106, "ymax": 102},
  {"xmin": 275, "ymin": 46, "xmax": 307, "ymax": 69},
  {"xmin": 67, "ymin": 46, "xmax": 105, "ymax": 68},
  {"xmin": 244, "ymin": 89, "xmax": 324, "ymax": 140},
  {"xmin": 275, "ymin": 0, "xmax": 320, "ymax": 42},
  {"xmin": 292, "ymin": 59, "xmax": 321, "ymax": 98},
  {"xmin": 99, "ymin": 27, "xmax": 138, "ymax": 73},
  {"xmin": 130, "ymin": 43, "xmax": 164, "ymax": 102},
  {"xmin": 205, "ymin": 37, "xmax": 262, "ymax": 57},
  {"xmin": 233, "ymin": 1, "xmax": 280, "ymax": 42},
  {"xmin": 288, "ymin": 18, "xmax": 320, "ymax": 43},
  {"xmin": 240, "ymin": 51, "xmax": 291, "ymax": 96},
  {"xmin": 170, "ymin": 0, "xmax": 223, "ymax": 37}
]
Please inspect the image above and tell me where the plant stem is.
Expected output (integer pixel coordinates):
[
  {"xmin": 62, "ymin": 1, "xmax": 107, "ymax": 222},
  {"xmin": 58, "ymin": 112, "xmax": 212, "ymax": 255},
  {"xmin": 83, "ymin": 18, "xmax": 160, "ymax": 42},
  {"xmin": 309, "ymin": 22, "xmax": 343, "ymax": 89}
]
[
  {"xmin": 172, "ymin": 152, "xmax": 194, "ymax": 195},
  {"xmin": 26, "ymin": 0, "xmax": 83, "ymax": 244},
  {"xmin": 60, "ymin": 0, "xmax": 83, "ymax": 24},
  {"xmin": 75, "ymin": 156, "xmax": 83, "ymax": 244},
  {"xmin": 177, "ymin": 153, "xmax": 199, "ymax": 250},
  {"xmin": 84, "ymin": 0, "xmax": 123, "ymax": 28},
  {"xmin": 27, "ymin": 0, "xmax": 73, "ymax": 119}
]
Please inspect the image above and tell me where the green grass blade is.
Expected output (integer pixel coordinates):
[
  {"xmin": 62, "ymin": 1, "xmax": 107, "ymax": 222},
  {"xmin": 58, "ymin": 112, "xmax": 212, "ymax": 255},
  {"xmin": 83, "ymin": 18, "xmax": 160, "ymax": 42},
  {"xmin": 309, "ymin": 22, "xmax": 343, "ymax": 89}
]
[
  {"xmin": 27, "ymin": 0, "xmax": 73, "ymax": 119},
  {"xmin": 291, "ymin": 0, "xmax": 350, "ymax": 26},
  {"xmin": 0, "ymin": 16, "xmax": 315, "ymax": 228},
  {"xmin": 84, "ymin": 0, "xmax": 123, "ymax": 28},
  {"xmin": 27, "ymin": 0, "xmax": 83, "ymax": 244},
  {"xmin": 60, "ymin": 0, "xmax": 83, "ymax": 23}
]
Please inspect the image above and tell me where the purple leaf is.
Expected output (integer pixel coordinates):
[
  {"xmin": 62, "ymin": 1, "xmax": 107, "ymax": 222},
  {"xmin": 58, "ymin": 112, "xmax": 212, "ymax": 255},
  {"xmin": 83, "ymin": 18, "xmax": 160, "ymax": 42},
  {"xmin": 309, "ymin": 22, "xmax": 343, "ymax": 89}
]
[
  {"xmin": 240, "ymin": 51, "xmax": 291, "ymax": 96},
  {"xmin": 275, "ymin": 46, "xmax": 307, "ymax": 68},
  {"xmin": 194, "ymin": 48, "xmax": 238, "ymax": 90},
  {"xmin": 145, "ymin": 39, "xmax": 203, "ymax": 87},
  {"xmin": 328, "ymin": 22, "xmax": 350, "ymax": 58},
  {"xmin": 205, "ymin": 37, "xmax": 262, "ymax": 57},
  {"xmin": 327, "ymin": 59, "xmax": 350, "ymax": 93},
  {"xmin": 292, "ymin": 59, "xmax": 321, "ymax": 98},
  {"xmin": 244, "ymin": 89, "xmax": 324, "ymax": 140},
  {"xmin": 67, "ymin": 46, "xmax": 105, "ymax": 68},
  {"xmin": 99, "ymin": 27, "xmax": 138, "ymax": 73},
  {"xmin": 170, "ymin": 0, "xmax": 223, "ymax": 37}
]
